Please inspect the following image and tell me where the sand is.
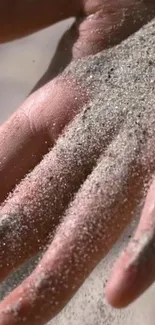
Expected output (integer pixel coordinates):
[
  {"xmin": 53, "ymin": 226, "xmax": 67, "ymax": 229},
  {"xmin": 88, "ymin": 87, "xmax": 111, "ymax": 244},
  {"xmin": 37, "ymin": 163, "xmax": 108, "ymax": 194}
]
[{"xmin": 1, "ymin": 16, "xmax": 155, "ymax": 325}]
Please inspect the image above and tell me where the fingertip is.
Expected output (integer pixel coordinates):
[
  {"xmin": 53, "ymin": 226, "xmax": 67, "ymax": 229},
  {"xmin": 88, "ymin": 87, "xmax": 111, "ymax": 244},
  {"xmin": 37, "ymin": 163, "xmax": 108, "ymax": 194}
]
[
  {"xmin": 106, "ymin": 178, "xmax": 155, "ymax": 309},
  {"xmin": 105, "ymin": 251, "xmax": 139, "ymax": 309},
  {"xmin": 106, "ymin": 274, "xmax": 128, "ymax": 308}
]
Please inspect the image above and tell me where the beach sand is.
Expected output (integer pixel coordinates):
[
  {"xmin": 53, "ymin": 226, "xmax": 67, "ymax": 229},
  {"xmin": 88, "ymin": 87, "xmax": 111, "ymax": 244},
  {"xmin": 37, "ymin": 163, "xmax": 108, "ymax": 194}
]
[{"xmin": 0, "ymin": 17, "xmax": 155, "ymax": 325}]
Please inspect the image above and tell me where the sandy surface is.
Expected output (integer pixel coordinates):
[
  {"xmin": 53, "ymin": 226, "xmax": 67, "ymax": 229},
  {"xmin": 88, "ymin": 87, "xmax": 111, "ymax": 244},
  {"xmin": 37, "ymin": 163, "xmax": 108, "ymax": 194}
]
[{"xmin": 0, "ymin": 18, "xmax": 155, "ymax": 325}]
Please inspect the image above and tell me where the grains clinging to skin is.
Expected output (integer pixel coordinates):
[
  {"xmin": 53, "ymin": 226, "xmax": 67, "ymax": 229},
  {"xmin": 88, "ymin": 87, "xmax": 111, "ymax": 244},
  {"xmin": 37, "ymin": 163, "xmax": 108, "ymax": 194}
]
[{"xmin": 1, "ymin": 17, "xmax": 155, "ymax": 325}]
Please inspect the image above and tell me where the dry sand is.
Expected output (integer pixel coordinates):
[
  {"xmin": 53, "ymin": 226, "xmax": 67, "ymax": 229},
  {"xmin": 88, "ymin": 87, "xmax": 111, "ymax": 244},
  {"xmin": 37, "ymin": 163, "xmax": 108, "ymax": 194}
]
[{"xmin": 1, "ymin": 16, "xmax": 155, "ymax": 325}]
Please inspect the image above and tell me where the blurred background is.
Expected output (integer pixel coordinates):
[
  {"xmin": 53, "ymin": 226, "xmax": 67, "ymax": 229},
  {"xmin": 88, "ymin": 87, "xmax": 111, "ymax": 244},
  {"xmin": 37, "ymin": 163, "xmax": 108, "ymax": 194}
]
[{"xmin": 0, "ymin": 19, "xmax": 155, "ymax": 325}]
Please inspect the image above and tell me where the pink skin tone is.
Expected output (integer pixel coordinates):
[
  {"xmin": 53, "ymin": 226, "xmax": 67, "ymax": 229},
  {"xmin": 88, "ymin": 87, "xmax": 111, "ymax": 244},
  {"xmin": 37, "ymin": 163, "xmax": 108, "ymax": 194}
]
[{"xmin": 0, "ymin": 0, "xmax": 155, "ymax": 324}]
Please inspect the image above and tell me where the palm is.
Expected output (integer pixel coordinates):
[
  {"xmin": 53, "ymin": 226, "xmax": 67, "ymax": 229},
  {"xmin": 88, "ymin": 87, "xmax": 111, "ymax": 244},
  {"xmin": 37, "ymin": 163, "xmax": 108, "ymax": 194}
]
[{"xmin": 0, "ymin": 1, "xmax": 155, "ymax": 325}]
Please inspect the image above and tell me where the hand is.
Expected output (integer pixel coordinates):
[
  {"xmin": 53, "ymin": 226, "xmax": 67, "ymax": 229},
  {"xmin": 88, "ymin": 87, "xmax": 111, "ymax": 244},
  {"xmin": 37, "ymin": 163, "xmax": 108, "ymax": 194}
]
[{"xmin": 0, "ymin": 1, "xmax": 155, "ymax": 324}]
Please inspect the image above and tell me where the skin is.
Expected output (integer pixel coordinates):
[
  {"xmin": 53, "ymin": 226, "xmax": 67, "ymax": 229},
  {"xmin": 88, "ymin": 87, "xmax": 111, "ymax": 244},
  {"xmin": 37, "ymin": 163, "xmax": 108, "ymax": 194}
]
[{"xmin": 0, "ymin": 0, "xmax": 155, "ymax": 324}]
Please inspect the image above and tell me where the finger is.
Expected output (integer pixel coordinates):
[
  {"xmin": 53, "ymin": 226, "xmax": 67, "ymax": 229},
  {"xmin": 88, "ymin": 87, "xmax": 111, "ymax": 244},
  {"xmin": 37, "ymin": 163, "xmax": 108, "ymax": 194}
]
[
  {"xmin": 106, "ymin": 177, "xmax": 155, "ymax": 308},
  {"xmin": 0, "ymin": 96, "xmax": 124, "ymax": 281},
  {"xmin": 0, "ymin": 77, "xmax": 83, "ymax": 203},
  {"xmin": 0, "ymin": 126, "xmax": 148, "ymax": 325},
  {"xmin": 0, "ymin": 0, "xmax": 81, "ymax": 42}
]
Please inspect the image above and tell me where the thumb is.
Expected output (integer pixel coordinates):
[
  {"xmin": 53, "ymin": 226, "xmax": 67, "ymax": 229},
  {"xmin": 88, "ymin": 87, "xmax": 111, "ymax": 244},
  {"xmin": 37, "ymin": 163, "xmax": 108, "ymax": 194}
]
[
  {"xmin": 31, "ymin": 0, "xmax": 155, "ymax": 90},
  {"xmin": 69, "ymin": 0, "xmax": 155, "ymax": 59},
  {"xmin": 1, "ymin": 0, "xmax": 155, "ymax": 49}
]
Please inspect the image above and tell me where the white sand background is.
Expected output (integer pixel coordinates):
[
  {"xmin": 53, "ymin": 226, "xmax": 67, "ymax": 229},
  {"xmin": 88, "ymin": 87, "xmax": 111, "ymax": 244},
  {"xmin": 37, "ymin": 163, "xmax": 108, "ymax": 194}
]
[{"xmin": 0, "ymin": 19, "xmax": 155, "ymax": 325}]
